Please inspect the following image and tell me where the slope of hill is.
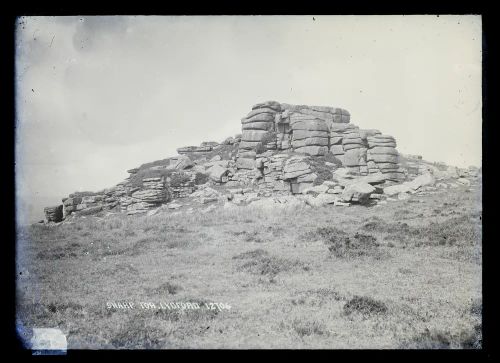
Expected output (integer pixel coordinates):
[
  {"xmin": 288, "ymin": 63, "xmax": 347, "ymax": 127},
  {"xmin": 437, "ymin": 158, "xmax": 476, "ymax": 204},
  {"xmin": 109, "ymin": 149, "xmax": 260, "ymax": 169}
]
[
  {"xmin": 16, "ymin": 171, "xmax": 482, "ymax": 348},
  {"xmin": 17, "ymin": 101, "xmax": 482, "ymax": 349}
]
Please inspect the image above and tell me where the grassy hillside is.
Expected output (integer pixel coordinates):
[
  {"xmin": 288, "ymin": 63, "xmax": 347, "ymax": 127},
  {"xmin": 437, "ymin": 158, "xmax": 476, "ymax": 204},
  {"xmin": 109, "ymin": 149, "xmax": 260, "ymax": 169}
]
[{"xmin": 16, "ymin": 177, "xmax": 482, "ymax": 349}]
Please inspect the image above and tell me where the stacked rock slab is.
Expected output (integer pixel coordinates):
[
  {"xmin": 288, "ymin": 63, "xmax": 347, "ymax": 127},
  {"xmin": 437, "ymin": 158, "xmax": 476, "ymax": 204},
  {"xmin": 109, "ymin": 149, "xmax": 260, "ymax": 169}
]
[
  {"xmin": 289, "ymin": 113, "xmax": 329, "ymax": 156},
  {"xmin": 329, "ymin": 123, "xmax": 359, "ymax": 161},
  {"xmin": 282, "ymin": 156, "xmax": 317, "ymax": 193},
  {"xmin": 62, "ymin": 191, "xmax": 112, "ymax": 217},
  {"xmin": 121, "ymin": 177, "xmax": 170, "ymax": 215},
  {"xmin": 281, "ymin": 103, "xmax": 350, "ymax": 157},
  {"xmin": 366, "ymin": 135, "xmax": 404, "ymax": 181},
  {"xmin": 177, "ymin": 145, "xmax": 214, "ymax": 154},
  {"xmin": 236, "ymin": 101, "xmax": 402, "ymax": 179},
  {"xmin": 237, "ymin": 101, "xmax": 281, "ymax": 170},
  {"xmin": 44, "ymin": 205, "xmax": 63, "ymax": 222},
  {"xmin": 340, "ymin": 129, "xmax": 382, "ymax": 176},
  {"xmin": 255, "ymin": 154, "xmax": 291, "ymax": 193}
]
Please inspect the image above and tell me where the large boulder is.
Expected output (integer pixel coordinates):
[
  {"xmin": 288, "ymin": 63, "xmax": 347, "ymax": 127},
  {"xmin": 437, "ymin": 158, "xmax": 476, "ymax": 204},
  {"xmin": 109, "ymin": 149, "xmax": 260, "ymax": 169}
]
[
  {"xmin": 292, "ymin": 129, "xmax": 330, "ymax": 140},
  {"xmin": 294, "ymin": 145, "xmax": 329, "ymax": 156},
  {"xmin": 383, "ymin": 173, "xmax": 435, "ymax": 196},
  {"xmin": 177, "ymin": 145, "xmax": 213, "ymax": 154},
  {"xmin": 404, "ymin": 173, "xmax": 435, "ymax": 191},
  {"xmin": 44, "ymin": 205, "xmax": 63, "ymax": 222},
  {"xmin": 283, "ymin": 159, "xmax": 313, "ymax": 179},
  {"xmin": 171, "ymin": 155, "xmax": 194, "ymax": 170},
  {"xmin": 131, "ymin": 189, "xmax": 167, "ymax": 203},
  {"xmin": 242, "ymin": 121, "xmax": 274, "ymax": 131},
  {"xmin": 291, "ymin": 137, "xmax": 329, "ymax": 148},
  {"xmin": 290, "ymin": 120, "xmax": 329, "ymax": 132},
  {"xmin": 383, "ymin": 184, "xmax": 412, "ymax": 196},
  {"xmin": 207, "ymin": 164, "xmax": 230, "ymax": 182},
  {"xmin": 305, "ymin": 193, "xmax": 338, "ymax": 207},
  {"xmin": 341, "ymin": 182, "xmax": 376, "ymax": 204},
  {"xmin": 75, "ymin": 205, "xmax": 103, "ymax": 216},
  {"xmin": 343, "ymin": 148, "xmax": 367, "ymax": 167},
  {"xmin": 251, "ymin": 101, "xmax": 281, "ymax": 112},
  {"xmin": 246, "ymin": 107, "xmax": 279, "ymax": 118},
  {"xmin": 248, "ymin": 196, "xmax": 307, "ymax": 209},
  {"xmin": 368, "ymin": 147, "xmax": 399, "ymax": 155},
  {"xmin": 241, "ymin": 130, "xmax": 270, "ymax": 142},
  {"xmin": 236, "ymin": 158, "xmax": 255, "ymax": 170},
  {"xmin": 367, "ymin": 153, "xmax": 399, "ymax": 163},
  {"xmin": 241, "ymin": 113, "xmax": 275, "ymax": 124},
  {"xmin": 356, "ymin": 172, "xmax": 388, "ymax": 185},
  {"xmin": 330, "ymin": 145, "xmax": 344, "ymax": 155}
]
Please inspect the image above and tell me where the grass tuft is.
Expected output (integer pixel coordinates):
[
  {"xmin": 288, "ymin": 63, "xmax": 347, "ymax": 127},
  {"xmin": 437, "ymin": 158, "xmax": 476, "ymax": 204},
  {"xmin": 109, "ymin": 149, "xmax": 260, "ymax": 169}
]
[
  {"xmin": 292, "ymin": 318, "xmax": 329, "ymax": 337},
  {"xmin": 400, "ymin": 326, "xmax": 482, "ymax": 349},
  {"xmin": 343, "ymin": 295, "xmax": 388, "ymax": 316}
]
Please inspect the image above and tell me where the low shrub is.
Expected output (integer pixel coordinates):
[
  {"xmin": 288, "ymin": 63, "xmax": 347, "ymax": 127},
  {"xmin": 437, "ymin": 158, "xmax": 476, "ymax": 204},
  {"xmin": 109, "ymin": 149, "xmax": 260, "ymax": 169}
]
[
  {"xmin": 362, "ymin": 215, "xmax": 481, "ymax": 248},
  {"xmin": 400, "ymin": 326, "xmax": 482, "ymax": 349},
  {"xmin": 304, "ymin": 227, "xmax": 380, "ymax": 258},
  {"xmin": 292, "ymin": 318, "xmax": 328, "ymax": 337},
  {"xmin": 234, "ymin": 249, "xmax": 302, "ymax": 278},
  {"xmin": 151, "ymin": 281, "xmax": 183, "ymax": 295},
  {"xmin": 343, "ymin": 295, "xmax": 388, "ymax": 316},
  {"xmin": 169, "ymin": 172, "xmax": 192, "ymax": 187},
  {"xmin": 255, "ymin": 131, "xmax": 277, "ymax": 155},
  {"xmin": 194, "ymin": 172, "xmax": 209, "ymax": 185}
]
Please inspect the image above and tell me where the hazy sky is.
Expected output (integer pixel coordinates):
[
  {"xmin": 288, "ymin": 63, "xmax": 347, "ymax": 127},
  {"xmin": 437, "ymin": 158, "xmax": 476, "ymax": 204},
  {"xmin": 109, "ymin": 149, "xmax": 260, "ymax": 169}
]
[{"xmin": 15, "ymin": 15, "xmax": 482, "ymax": 223}]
